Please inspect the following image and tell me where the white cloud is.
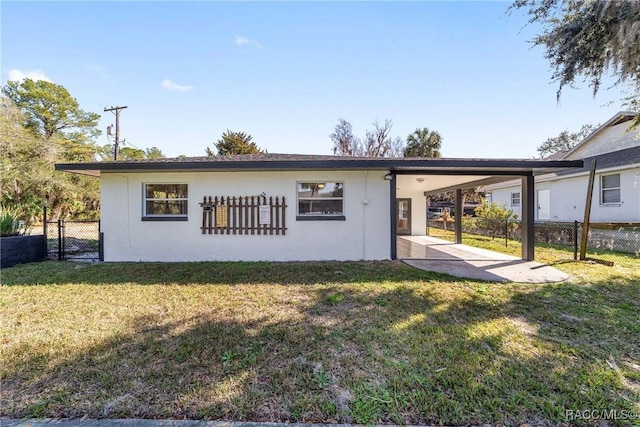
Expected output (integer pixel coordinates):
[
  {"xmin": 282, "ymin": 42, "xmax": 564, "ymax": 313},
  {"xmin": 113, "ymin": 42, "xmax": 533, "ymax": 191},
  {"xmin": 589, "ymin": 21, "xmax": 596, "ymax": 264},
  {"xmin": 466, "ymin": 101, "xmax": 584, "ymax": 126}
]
[
  {"xmin": 6, "ymin": 69, "xmax": 53, "ymax": 83},
  {"xmin": 161, "ymin": 79, "xmax": 193, "ymax": 92},
  {"xmin": 235, "ymin": 36, "xmax": 263, "ymax": 49}
]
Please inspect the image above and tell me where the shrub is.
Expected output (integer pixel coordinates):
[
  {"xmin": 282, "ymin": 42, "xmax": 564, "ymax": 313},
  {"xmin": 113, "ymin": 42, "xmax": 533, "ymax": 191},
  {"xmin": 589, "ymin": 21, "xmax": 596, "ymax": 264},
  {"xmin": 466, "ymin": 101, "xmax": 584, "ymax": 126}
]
[
  {"xmin": 461, "ymin": 214, "xmax": 478, "ymax": 231},
  {"xmin": 474, "ymin": 201, "xmax": 518, "ymax": 240},
  {"xmin": 0, "ymin": 206, "xmax": 28, "ymax": 237}
]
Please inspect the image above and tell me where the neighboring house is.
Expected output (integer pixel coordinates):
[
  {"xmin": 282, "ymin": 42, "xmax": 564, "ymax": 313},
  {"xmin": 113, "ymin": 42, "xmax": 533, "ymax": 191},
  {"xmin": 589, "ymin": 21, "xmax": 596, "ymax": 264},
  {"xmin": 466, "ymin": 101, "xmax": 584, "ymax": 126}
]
[
  {"xmin": 485, "ymin": 112, "xmax": 640, "ymax": 223},
  {"xmin": 56, "ymin": 153, "xmax": 581, "ymax": 262}
]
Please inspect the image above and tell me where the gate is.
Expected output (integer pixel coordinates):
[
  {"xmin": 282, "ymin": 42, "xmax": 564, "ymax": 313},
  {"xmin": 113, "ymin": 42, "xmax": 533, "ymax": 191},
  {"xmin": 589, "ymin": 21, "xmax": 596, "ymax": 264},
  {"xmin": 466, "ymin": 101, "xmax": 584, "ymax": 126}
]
[{"xmin": 45, "ymin": 219, "xmax": 102, "ymax": 261}]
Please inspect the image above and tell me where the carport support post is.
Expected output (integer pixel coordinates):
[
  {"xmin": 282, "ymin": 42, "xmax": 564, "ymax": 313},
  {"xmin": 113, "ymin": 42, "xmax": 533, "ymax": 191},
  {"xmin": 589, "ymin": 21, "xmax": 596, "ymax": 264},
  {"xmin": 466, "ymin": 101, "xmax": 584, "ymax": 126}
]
[
  {"xmin": 455, "ymin": 189, "xmax": 462, "ymax": 244},
  {"xmin": 390, "ymin": 173, "xmax": 397, "ymax": 260},
  {"xmin": 521, "ymin": 174, "xmax": 535, "ymax": 261}
]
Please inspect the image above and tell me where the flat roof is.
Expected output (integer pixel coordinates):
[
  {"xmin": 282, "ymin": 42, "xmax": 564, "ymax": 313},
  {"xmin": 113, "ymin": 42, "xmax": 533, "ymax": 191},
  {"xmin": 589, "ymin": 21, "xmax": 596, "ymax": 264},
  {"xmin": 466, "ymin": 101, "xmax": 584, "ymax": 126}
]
[{"xmin": 56, "ymin": 153, "xmax": 583, "ymax": 177}]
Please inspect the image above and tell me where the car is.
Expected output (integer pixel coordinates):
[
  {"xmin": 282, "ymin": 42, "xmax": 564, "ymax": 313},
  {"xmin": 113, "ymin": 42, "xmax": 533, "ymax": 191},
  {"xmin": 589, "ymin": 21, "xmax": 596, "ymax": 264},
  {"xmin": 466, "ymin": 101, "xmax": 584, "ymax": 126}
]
[{"xmin": 427, "ymin": 209, "xmax": 444, "ymax": 219}]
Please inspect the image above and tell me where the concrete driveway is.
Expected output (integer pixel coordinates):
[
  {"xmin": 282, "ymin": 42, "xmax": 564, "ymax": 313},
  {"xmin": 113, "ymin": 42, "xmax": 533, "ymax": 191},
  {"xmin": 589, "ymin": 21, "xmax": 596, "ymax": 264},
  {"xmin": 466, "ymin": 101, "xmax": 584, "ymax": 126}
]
[{"xmin": 398, "ymin": 236, "xmax": 569, "ymax": 283}]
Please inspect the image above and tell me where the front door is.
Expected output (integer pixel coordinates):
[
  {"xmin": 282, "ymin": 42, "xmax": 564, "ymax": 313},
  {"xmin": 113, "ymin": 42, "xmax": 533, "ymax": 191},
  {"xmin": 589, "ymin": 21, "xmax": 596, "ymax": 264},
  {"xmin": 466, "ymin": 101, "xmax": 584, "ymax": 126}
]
[
  {"xmin": 397, "ymin": 198, "xmax": 411, "ymax": 235},
  {"xmin": 537, "ymin": 189, "xmax": 550, "ymax": 220}
]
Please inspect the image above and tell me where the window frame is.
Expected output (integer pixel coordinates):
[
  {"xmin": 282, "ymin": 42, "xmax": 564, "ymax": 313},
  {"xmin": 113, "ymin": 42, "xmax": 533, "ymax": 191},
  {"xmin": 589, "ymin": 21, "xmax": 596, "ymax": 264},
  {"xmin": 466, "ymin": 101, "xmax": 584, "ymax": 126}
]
[
  {"xmin": 142, "ymin": 183, "xmax": 189, "ymax": 221},
  {"xmin": 296, "ymin": 181, "xmax": 345, "ymax": 221},
  {"xmin": 510, "ymin": 192, "xmax": 521, "ymax": 207},
  {"xmin": 600, "ymin": 173, "xmax": 621, "ymax": 205}
]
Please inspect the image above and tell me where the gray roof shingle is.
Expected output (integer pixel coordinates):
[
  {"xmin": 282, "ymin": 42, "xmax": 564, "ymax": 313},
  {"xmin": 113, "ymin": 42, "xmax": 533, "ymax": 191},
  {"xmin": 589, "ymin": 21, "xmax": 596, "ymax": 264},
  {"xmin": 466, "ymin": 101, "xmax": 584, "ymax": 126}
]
[{"xmin": 556, "ymin": 145, "xmax": 640, "ymax": 177}]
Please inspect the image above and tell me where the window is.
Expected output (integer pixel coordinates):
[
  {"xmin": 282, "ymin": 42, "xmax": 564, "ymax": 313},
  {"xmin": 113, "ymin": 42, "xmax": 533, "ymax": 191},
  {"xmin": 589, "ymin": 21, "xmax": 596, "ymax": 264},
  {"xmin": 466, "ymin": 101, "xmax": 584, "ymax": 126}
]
[
  {"xmin": 296, "ymin": 182, "xmax": 345, "ymax": 220},
  {"xmin": 511, "ymin": 192, "xmax": 521, "ymax": 207},
  {"xmin": 143, "ymin": 184, "xmax": 188, "ymax": 221},
  {"xmin": 601, "ymin": 174, "xmax": 621, "ymax": 204}
]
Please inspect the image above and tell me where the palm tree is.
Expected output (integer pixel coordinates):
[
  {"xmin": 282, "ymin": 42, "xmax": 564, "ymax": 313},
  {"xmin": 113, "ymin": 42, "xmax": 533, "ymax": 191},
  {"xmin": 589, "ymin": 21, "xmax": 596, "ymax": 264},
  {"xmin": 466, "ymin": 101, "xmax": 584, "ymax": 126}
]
[{"xmin": 404, "ymin": 127, "xmax": 442, "ymax": 158}]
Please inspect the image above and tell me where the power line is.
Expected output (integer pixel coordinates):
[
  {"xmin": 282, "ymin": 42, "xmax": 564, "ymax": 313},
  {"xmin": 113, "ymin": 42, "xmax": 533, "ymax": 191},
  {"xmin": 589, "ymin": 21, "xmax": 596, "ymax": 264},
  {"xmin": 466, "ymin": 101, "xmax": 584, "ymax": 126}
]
[{"xmin": 104, "ymin": 105, "xmax": 128, "ymax": 160}]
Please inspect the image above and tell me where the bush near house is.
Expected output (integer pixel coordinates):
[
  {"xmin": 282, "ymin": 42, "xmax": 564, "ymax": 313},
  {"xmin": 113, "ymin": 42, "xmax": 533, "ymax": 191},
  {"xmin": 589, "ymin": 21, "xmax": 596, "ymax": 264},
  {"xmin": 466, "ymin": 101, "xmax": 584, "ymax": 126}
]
[{"xmin": 458, "ymin": 201, "xmax": 518, "ymax": 240}]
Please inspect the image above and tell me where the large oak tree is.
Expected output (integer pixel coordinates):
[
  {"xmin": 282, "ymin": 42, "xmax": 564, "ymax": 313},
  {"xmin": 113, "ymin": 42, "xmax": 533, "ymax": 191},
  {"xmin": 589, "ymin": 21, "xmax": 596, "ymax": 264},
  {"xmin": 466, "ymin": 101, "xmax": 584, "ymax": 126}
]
[{"xmin": 511, "ymin": 0, "xmax": 640, "ymax": 127}]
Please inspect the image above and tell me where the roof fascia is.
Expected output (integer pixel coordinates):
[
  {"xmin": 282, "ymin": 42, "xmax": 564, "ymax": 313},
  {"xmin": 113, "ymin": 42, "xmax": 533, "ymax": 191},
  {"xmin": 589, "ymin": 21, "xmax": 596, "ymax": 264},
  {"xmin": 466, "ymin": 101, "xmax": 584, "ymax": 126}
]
[{"xmin": 56, "ymin": 158, "xmax": 583, "ymax": 174}]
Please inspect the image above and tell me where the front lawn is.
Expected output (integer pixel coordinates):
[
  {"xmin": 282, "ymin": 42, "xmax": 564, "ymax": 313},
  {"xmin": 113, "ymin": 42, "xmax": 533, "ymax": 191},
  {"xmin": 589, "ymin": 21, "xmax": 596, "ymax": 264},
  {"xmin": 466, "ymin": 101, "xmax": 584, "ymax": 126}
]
[{"xmin": 1, "ymin": 260, "xmax": 639, "ymax": 425}]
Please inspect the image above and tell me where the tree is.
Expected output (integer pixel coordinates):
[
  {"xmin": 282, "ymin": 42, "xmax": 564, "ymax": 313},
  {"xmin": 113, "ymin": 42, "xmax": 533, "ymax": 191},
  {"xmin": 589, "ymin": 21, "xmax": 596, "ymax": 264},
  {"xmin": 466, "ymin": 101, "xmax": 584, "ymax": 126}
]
[
  {"xmin": 145, "ymin": 146, "xmax": 165, "ymax": 159},
  {"xmin": 402, "ymin": 126, "xmax": 480, "ymax": 208},
  {"xmin": 1, "ymin": 79, "xmax": 103, "ymax": 220},
  {"xmin": 404, "ymin": 127, "xmax": 442, "ymax": 158},
  {"xmin": 510, "ymin": 0, "xmax": 640, "ymax": 127},
  {"xmin": 330, "ymin": 118, "xmax": 359, "ymax": 156},
  {"xmin": 473, "ymin": 201, "xmax": 518, "ymax": 240},
  {"xmin": 330, "ymin": 118, "xmax": 404, "ymax": 157},
  {"xmin": 206, "ymin": 130, "xmax": 263, "ymax": 156},
  {"xmin": 2, "ymin": 78, "xmax": 100, "ymax": 141},
  {"xmin": 0, "ymin": 97, "xmax": 97, "ymax": 221},
  {"xmin": 536, "ymin": 124, "xmax": 598, "ymax": 159},
  {"xmin": 363, "ymin": 119, "xmax": 405, "ymax": 157},
  {"xmin": 102, "ymin": 145, "xmax": 165, "ymax": 161}
]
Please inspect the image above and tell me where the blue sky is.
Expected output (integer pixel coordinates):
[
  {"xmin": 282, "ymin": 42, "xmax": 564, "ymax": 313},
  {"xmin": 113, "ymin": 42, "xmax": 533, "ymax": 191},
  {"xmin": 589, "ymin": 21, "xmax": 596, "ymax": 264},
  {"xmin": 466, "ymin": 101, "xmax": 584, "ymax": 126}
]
[{"xmin": 1, "ymin": 1, "xmax": 629, "ymax": 159}]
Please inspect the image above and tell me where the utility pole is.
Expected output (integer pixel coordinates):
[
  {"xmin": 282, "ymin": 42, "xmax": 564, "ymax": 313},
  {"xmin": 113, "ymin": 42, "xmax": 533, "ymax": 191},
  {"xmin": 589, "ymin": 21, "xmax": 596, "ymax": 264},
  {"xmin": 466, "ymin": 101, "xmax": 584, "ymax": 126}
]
[{"xmin": 104, "ymin": 105, "xmax": 128, "ymax": 160}]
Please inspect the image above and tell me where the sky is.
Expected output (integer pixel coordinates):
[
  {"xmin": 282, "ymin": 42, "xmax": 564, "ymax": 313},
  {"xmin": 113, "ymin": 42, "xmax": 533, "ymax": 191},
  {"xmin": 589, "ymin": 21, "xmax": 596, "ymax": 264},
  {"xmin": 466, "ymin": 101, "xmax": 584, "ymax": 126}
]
[{"xmin": 1, "ymin": 1, "xmax": 630, "ymax": 159}]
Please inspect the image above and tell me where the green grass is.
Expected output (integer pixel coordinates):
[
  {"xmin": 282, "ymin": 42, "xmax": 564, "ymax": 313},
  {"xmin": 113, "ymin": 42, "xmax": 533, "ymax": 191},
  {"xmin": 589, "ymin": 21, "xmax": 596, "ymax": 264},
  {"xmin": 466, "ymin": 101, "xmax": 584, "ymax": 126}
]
[
  {"xmin": 428, "ymin": 227, "xmax": 639, "ymax": 270},
  {"xmin": 1, "ymin": 260, "xmax": 639, "ymax": 425}
]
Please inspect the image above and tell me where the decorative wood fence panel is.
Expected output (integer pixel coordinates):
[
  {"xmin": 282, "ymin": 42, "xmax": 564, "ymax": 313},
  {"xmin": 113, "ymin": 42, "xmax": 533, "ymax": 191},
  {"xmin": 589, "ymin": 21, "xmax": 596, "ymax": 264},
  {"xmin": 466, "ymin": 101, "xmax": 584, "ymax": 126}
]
[{"xmin": 200, "ymin": 196, "xmax": 287, "ymax": 235}]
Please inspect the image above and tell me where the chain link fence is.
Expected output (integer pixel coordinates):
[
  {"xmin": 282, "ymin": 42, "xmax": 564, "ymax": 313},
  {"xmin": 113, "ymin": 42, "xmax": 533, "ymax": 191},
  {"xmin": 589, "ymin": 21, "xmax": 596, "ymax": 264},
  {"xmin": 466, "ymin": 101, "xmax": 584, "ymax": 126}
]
[
  {"xmin": 584, "ymin": 224, "xmax": 640, "ymax": 261},
  {"xmin": 45, "ymin": 220, "xmax": 100, "ymax": 260},
  {"xmin": 426, "ymin": 219, "xmax": 640, "ymax": 263}
]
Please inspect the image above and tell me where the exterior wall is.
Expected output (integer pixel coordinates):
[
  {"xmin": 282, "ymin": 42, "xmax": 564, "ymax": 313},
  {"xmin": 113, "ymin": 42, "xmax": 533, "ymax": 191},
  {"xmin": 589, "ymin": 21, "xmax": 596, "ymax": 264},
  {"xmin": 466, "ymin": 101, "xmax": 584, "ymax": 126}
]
[
  {"xmin": 396, "ymin": 188, "xmax": 427, "ymax": 236},
  {"xmin": 488, "ymin": 186, "xmax": 523, "ymax": 218},
  {"xmin": 567, "ymin": 122, "xmax": 639, "ymax": 160},
  {"xmin": 487, "ymin": 166, "xmax": 640, "ymax": 222},
  {"xmin": 100, "ymin": 170, "xmax": 391, "ymax": 262}
]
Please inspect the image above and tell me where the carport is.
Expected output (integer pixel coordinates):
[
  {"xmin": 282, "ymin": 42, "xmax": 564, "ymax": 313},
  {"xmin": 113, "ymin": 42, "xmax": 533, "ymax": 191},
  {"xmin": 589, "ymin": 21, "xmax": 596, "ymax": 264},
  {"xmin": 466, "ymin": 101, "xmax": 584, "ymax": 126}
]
[{"xmin": 385, "ymin": 158, "xmax": 583, "ymax": 261}]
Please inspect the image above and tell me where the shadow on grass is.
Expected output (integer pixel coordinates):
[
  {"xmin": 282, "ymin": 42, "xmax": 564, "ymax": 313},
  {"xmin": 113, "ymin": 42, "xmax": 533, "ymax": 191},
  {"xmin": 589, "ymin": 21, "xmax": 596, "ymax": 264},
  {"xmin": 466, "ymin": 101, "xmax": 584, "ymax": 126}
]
[
  {"xmin": 3, "ymin": 269, "xmax": 639, "ymax": 425},
  {"xmin": 1, "ymin": 260, "xmax": 457, "ymax": 286}
]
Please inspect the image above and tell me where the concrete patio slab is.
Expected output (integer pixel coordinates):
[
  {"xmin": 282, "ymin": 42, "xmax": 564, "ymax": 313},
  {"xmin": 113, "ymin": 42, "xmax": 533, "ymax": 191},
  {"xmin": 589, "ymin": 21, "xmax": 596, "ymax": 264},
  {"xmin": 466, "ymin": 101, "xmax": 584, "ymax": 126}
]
[{"xmin": 399, "ymin": 236, "xmax": 570, "ymax": 283}]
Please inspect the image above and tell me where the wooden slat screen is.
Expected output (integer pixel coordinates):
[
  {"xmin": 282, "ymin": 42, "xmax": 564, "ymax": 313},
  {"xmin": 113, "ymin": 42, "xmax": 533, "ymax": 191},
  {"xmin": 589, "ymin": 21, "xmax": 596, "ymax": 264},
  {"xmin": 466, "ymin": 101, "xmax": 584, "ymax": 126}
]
[{"xmin": 200, "ymin": 195, "xmax": 287, "ymax": 235}]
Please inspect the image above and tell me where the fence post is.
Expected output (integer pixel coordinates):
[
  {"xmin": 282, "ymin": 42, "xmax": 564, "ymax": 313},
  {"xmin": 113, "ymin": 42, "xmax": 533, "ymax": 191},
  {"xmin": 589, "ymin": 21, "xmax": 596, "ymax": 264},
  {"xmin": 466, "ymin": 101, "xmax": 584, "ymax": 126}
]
[
  {"xmin": 43, "ymin": 205, "xmax": 48, "ymax": 258},
  {"xmin": 573, "ymin": 220, "xmax": 579, "ymax": 261},
  {"xmin": 99, "ymin": 219, "xmax": 103, "ymax": 262},
  {"xmin": 99, "ymin": 232, "xmax": 104, "ymax": 262},
  {"xmin": 57, "ymin": 219, "xmax": 63, "ymax": 260}
]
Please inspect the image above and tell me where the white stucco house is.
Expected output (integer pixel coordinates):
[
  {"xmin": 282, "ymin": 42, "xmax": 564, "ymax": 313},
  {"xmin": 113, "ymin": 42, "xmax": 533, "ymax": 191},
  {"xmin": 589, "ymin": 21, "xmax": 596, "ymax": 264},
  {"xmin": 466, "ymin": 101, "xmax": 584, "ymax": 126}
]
[
  {"xmin": 485, "ymin": 112, "xmax": 640, "ymax": 223},
  {"xmin": 57, "ymin": 154, "xmax": 582, "ymax": 262}
]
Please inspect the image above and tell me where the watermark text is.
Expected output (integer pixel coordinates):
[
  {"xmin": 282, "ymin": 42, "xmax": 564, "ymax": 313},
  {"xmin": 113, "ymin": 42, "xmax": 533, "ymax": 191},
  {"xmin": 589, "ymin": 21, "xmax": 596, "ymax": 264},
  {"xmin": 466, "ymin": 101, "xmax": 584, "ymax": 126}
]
[{"xmin": 565, "ymin": 409, "xmax": 638, "ymax": 421}]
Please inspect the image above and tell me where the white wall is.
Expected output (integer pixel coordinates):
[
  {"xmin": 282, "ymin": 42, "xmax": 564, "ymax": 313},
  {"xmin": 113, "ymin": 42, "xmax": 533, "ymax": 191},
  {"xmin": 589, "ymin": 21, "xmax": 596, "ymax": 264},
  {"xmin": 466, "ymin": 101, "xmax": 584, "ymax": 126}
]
[
  {"xmin": 100, "ymin": 170, "xmax": 391, "ymax": 262},
  {"xmin": 568, "ymin": 122, "xmax": 640, "ymax": 160},
  {"xmin": 396, "ymin": 188, "xmax": 427, "ymax": 235},
  {"xmin": 488, "ymin": 186, "xmax": 523, "ymax": 218},
  {"xmin": 488, "ymin": 166, "xmax": 640, "ymax": 222}
]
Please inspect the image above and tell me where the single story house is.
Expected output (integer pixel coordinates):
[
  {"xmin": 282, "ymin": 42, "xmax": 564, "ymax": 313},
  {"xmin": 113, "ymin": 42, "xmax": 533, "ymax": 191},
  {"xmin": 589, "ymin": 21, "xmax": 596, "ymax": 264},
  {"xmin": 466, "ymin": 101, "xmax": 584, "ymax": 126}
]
[
  {"xmin": 484, "ymin": 112, "xmax": 640, "ymax": 222},
  {"xmin": 56, "ymin": 154, "xmax": 581, "ymax": 262}
]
